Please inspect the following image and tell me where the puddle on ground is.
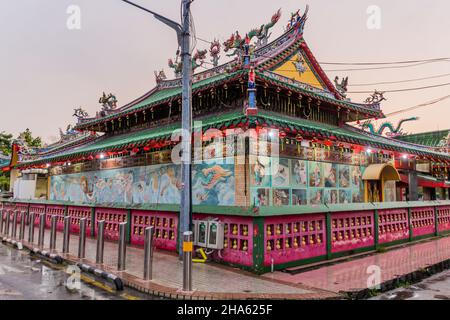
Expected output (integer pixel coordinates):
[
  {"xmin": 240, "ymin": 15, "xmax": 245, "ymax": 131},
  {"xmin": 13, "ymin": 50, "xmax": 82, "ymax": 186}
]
[{"xmin": 434, "ymin": 294, "xmax": 450, "ymax": 300}]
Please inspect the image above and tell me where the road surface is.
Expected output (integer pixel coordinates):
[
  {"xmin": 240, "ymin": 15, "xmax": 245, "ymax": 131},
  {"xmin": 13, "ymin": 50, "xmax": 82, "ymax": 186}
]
[
  {"xmin": 371, "ymin": 269, "xmax": 450, "ymax": 300},
  {"xmin": 0, "ymin": 243, "xmax": 157, "ymax": 300}
]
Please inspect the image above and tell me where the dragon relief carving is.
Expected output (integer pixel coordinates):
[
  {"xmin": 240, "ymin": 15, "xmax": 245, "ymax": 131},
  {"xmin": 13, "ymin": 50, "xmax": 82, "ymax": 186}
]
[{"xmin": 360, "ymin": 117, "xmax": 419, "ymax": 137}]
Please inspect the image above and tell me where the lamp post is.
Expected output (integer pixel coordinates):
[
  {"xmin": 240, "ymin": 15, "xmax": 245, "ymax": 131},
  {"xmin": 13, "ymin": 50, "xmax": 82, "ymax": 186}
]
[{"xmin": 120, "ymin": 0, "xmax": 193, "ymax": 288}]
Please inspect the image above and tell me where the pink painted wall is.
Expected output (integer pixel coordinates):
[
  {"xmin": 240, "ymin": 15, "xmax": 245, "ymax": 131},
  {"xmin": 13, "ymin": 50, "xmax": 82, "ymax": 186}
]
[
  {"xmin": 94, "ymin": 208, "xmax": 127, "ymax": 241},
  {"xmin": 378, "ymin": 208, "xmax": 409, "ymax": 244},
  {"xmin": 411, "ymin": 207, "xmax": 435, "ymax": 237},
  {"xmin": 45, "ymin": 204, "xmax": 66, "ymax": 230},
  {"xmin": 331, "ymin": 211, "xmax": 375, "ymax": 253},
  {"xmin": 194, "ymin": 214, "xmax": 254, "ymax": 267},
  {"xmin": 438, "ymin": 206, "xmax": 450, "ymax": 232},
  {"xmin": 264, "ymin": 214, "xmax": 327, "ymax": 266},
  {"xmin": 131, "ymin": 210, "xmax": 178, "ymax": 251},
  {"xmin": 29, "ymin": 204, "xmax": 46, "ymax": 226},
  {"xmin": 68, "ymin": 206, "xmax": 92, "ymax": 236}
]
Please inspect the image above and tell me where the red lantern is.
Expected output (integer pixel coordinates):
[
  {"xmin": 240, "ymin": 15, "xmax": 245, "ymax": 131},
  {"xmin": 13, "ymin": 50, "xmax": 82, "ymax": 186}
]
[
  {"xmin": 279, "ymin": 131, "xmax": 287, "ymax": 139},
  {"xmin": 295, "ymin": 134, "xmax": 303, "ymax": 142}
]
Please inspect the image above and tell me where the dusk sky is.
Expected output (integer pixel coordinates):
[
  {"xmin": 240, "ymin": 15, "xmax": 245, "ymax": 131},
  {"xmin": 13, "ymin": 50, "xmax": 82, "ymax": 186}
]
[{"xmin": 1, "ymin": 0, "xmax": 450, "ymax": 143}]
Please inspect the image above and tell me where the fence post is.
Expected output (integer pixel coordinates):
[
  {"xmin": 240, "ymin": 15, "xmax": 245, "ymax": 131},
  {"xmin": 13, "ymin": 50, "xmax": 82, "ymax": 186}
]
[
  {"xmin": 143, "ymin": 226, "xmax": 154, "ymax": 280},
  {"xmin": 182, "ymin": 231, "xmax": 193, "ymax": 292},
  {"xmin": 19, "ymin": 211, "xmax": 26, "ymax": 241},
  {"xmin": 0, "ymin": 208, "xmax": 4, "ymax": 236},
  {"xmin": 117, "ymin": 222, "xmax": 127, "ymax": 271},
  {"xmin": 62, "ymin": 216, "xmax": 70, "ymax": 254},
  {"xmin": 12, "ymin": 210, "xmax": 18, "ymax": 238},
  {"xmin": 96, "ymin": 220, "xmax": 105, "ymax": 264},
  {"xmin": 78, "ymin": 218, "xmax": 87, "ymax": 259},
  {"xmin": 49, "ymin": 215, "xmax": 57, "ymax": 251},
  {"xmin": 28, "ymin": 213, "xmax": 35, "ymax": 243},
  {"xmin": 38, "ymin": 214, "xmax": 46, "ymax": 247}
]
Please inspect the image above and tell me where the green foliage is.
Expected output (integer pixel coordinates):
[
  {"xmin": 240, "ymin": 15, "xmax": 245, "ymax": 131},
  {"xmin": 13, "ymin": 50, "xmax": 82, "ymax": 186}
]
[
  {"xmin": 0, "ymin": 131, "xmax": 13, "ymax": 155},
  {"xmin": 0, "ymin": 174, "xmax": 9, "ymax": 192},
  {"xmin": 18, "ymin": 128, "xmax": 42, "ymax": 148}
]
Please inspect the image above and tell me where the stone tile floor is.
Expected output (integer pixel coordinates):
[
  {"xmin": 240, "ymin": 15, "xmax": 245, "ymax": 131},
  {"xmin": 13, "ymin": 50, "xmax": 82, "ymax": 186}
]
[{"xmin": 19, "ymin": 226, "xmax": 337, "ymax": 299}]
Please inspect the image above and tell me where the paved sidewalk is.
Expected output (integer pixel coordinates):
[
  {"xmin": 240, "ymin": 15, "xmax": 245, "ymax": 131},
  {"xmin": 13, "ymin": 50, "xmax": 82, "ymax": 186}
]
[
  {"xmin": 264, "ymin": 236, "xmax": 450, "ymax": 294},
  {"xmin": 16, "ymin": 225, "xmax": 337, "ymax": 300}
]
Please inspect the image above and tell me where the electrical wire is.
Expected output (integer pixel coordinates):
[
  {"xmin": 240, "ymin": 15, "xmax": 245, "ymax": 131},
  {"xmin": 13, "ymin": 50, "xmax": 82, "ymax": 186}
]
[
  {"xmin": 385, "ymin": 95, "xmax": 450, "ymax": 117},
  {"xmin": 348, "ymin": 73, "xmax": 450, "ymax": 87},
  {"xmin": 319, "ymin": 57, "xmax": 450, "ymax": 66},
  {"xmin": 347, "ymin": 82, "xmax": 450, "ymax": 94}
]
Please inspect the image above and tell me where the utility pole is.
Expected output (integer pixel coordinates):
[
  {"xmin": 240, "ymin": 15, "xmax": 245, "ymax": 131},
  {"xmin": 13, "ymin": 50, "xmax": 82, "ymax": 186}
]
[
  {"xmin": 179, "ymin": 0, "xmax": 193, "ymax": 261},
  {"xmin": 120, "ymin": 0, "xmax": 193, "ymax": 288}
]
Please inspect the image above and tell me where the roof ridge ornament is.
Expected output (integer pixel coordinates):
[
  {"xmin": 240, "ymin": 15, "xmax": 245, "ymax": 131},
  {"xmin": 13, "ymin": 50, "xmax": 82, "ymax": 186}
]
[
  {"xmin": 98, "ymin": 92, "xmax": 118, "ymax": 117},
  {"xmin": 73, "ymin": 107, "xmax": 89, "ymax": 120},
  {"xmin": 334, "ymin": 76, "xmax": 349, "ymax": 98},
  {"xmin": 286, "ymin": 5, "xmax": 309, "ymax": 34},
  {"xmin": 209, "ymin": 39, "xmax": 221, "ymax": 67},
  {"xmin": 223, "ymin": 8, "xmax": 282, "ymax": 59},
  {"xmin": 154, "ymin": 69, "xmax": 167, "ymax": 84},
  {"xmin": 365, "ymin": 90, "xmax": 387, "ymax": 104},
  {"xmin": 168, "ymin": 49, "xmax": 208, "ymax": 77}
]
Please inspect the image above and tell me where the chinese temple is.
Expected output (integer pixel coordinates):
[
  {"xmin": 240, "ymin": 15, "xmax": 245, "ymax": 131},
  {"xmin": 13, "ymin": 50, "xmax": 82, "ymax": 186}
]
[{"xmin": 2, "ymin": 6, "xmax": 450, "ymax": 273}]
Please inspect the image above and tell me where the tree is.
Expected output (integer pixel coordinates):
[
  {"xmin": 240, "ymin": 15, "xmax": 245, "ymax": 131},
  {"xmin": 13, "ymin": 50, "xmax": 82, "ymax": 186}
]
[
  {"xmin": 0, "ymin": 131, "xmax": 12, "ymax": 155},
  {"xmin": 18, "ymin": 128, "xmax": 42, "ymax": 148}
]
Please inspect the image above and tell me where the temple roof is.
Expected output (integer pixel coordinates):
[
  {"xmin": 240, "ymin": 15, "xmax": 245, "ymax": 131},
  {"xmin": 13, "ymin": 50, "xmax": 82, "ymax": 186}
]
[
  {"xmin": 74, "ymin": 7, "xmax": 383, "ymax": 132},
  {"xmin": 395, "ymin": 130, "xmax": 450, "ymax": 148}
]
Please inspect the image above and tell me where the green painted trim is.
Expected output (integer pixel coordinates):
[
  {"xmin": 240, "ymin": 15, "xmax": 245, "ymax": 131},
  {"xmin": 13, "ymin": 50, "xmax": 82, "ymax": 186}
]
[
  {"xmin": 90, "ymin": 207, "xmax": 95, "ymax": 236},
  {"xmin": 260, "ymin": 255, "xmax": 328, "ymax": 273},
  {"xmin": 126, "ymin": 209, "xmax": 132, "ymax": 244},
  {"xmin": 252, "ymin": 217, "xmax": 265, "ymax": 273},
  {"xmin": 435, "ymin": 206, "xmax": 439, "ymax": 237},
  {"xmin": 330, "ymin": 245, "xmax": 376, "ymax": 259},
  {"xmin": 326, "ymin": 212, "xmax": 332, "ymax": 259},
  {"xmin": 374, "ymin": 209, "xmax": 379, "ymax": 249},
  {"xmin": 411, "ymin": 233, "xmax": 435, "ymax": 242},
  {"xmin": 438, "ymin": 229, "xmax": 450, "ymax": 236},
  {"xmin": 376, "ymin": 238, "xmax": 410, "ymax": 248},
  {"xmin": 408, "ymin": 207, "xmax": 413, "ymax": 242}
]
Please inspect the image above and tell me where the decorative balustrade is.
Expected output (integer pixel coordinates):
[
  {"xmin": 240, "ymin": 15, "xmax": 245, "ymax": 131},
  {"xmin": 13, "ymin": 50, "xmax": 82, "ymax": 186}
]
[{"xmin": 3, "ymin": 199, "xmax": 450, "ymax": 273}]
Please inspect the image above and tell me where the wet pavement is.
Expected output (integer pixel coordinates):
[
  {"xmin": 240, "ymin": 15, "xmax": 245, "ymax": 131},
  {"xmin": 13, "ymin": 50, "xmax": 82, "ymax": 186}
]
[
  {"xmin": 371, "ymin": 269, "xmax": 450, "ymax": 300},
  {"xmin": 266, "ymin": 236, "xmax": 450, "ymax": 293},
  {"xmin": 0, "ymin": 243, "xmax": 156, "ymax": 300}
]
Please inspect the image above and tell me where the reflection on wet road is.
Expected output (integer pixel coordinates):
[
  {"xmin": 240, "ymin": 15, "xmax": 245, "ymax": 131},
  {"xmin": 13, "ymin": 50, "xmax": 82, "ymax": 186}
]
[
  {"xmin": 371, "ymin": 269, "xmax": 450, "ymax": 300},
  {"xmin": 0, "ymin": 243, "xmax": 155, "ymax": 300}
]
